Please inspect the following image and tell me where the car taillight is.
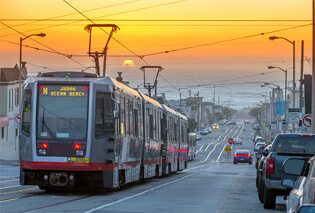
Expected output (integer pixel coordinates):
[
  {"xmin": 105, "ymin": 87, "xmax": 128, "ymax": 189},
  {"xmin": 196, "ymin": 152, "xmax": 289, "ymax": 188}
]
[
  {"xmin": 42, "ymin": 143, "xmax": 48, "ymax": 149},
  {"xmin": 267, "ymin": 157, "xmax": 275, "ymax": 174},
  {"xmin": 74, "ymin": 144, "xmax": 80, "ymax": 149},
  {"xmin": 247, "ymin": 154, "xmax": 251, "ymax": 158},
  {"xmin": 234, "ymin": 154, "xmax": 237, "ymax": 157}
]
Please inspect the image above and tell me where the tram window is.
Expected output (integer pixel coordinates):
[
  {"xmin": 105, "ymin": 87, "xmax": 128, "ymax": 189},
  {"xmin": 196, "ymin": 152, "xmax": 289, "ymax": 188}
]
[
  {"xmin": 134, "ymin": 108, "xmax": 138, "ymax": 137},
  {"xmin": 138, "ymin": 103, "xmax": 142, "ymax": 137},
  {"xmin": 120, "ymin": 98, "xmax": 125, "ymax": 136},
  {"xmin": 125, "ymin": 99, "xmax": 129, "ymax": 135},
  {"xmin": 22, "ymin": 89, "xmax": 32, "ymax": 135},
  {"xmin": 95, "ymin": 93, "xmax": 114, "ymax": 138}
]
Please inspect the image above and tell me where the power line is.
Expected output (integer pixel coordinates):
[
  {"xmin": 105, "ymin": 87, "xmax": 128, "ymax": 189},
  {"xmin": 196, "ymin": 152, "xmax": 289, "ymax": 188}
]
[
  {"xmin": 0, "ymin": 0, "xmax": 144, "ymax": 31},
  {"xmin": 0, "ymin": 21, "xmax": 93, "ymax": 72},
  {"xmin": 0, "ymin": 0, "xmax": 188, "ymax": 38},
  {"xmin": 63, "ymin": 0, "xmax": 186, "ymax": 97},
  {"xmin": 1, "ymin": 19, "xmax": 312, "ymax": 22},
  {"xmin": 142, "ymin": 23, "xmax": 312, "ymax": 57}
]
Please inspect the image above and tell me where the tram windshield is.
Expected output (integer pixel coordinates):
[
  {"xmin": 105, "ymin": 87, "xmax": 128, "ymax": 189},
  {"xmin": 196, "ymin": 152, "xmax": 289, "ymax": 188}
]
[{"xmin": 37, "ymin": 84, "xmax": 88, "ymax": 140}]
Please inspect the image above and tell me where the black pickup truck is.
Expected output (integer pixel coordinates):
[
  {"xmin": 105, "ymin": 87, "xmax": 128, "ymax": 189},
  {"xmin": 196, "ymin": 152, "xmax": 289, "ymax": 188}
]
[{"xmin": 261, "ymin": 134, "xmax": 315, "ymax": 209}]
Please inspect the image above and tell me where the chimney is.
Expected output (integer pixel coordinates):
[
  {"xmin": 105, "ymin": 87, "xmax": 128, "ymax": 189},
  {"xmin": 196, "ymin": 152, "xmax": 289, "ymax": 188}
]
[
  {"xmin": 116, "ymin": 72, "xmax": 123, "ymax": 82},
  {"xmin": 21, "ymin": 62, "xmax": 28, "ymax": 79}
]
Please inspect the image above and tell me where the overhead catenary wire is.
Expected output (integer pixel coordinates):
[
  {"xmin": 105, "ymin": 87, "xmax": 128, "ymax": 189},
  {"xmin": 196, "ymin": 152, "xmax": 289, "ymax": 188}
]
[
  {"xmin": 0, "ymin": 0, "xmax": 144, "ymax": 31},
  {"xmin": 0, "ymin": 0, "xmax": 188, "ymax": 38},
  {"xmin": 141, "ymin": 23, "xmax": 312, "ymax": 57},
  {"xmin": 63, "ymin": 0, "xmax": 185, "ymax": 97},
  {"xmin": 0, "ymin": 21, "xmax": 94, "ymax": 72}
]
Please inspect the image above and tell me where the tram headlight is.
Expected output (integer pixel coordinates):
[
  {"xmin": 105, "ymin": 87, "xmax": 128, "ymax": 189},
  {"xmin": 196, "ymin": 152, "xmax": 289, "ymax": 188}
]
[
  {"xmin": 38, "ymin": 149, "xmax": 47, "ymax": 155},
  {"xmin": 76, "ymin": 150, "xmax": 84, "ymax": 156}
]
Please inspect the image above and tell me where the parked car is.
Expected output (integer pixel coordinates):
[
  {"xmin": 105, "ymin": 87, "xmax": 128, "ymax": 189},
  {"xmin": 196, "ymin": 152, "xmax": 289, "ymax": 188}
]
[
  {"xmin": 257, "ymin": 144, "xmax": 272, "ymax": 203},
  {"xmin": 198, "ymin": 129, "xmax": 208, "ymax": 135},
  {"xmin": 253, "ymin": 135, "xmax": 264, "ymax": 143},
  {"xmin": 205, "ymin": 127, "xmax": 212, "ymax": 133},
  {"xmin": 283, "ymin": 176, "xmax": 307, "ymax": 213},
  {"xmin": 234, "ymin": 138, "xmax": 242, "ymax": 145},
  {"xmin": 195, "ymin": 132, "xmax": 201, "ymax": 141},
  {"xmin": 254, "ymin": 142, "xmax": 266, "ymax": 152},
  {"xmin": 261, "ymin": 134, "xmax": 315, "ymax": 209},
  {"xmin": 233, "ymin": 150, "xmax": 252, "ymax": 164},
  {"xmin": 226, "ymin": 121, "xmax": 236, "ymax": 125}
]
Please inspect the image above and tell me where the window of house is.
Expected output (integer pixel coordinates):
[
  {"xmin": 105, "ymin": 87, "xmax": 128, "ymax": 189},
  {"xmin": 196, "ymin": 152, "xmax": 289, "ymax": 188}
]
[
  {"xmin": 15, "ymin": 88, "xmax": 19, "ymax": 106},
  {"xmin": 9, "ymin": 89, "xmax": 13, "ymax": 110}
]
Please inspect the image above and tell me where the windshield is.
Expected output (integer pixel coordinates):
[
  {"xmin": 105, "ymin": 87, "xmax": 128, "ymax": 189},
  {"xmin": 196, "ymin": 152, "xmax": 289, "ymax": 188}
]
[
  {"xmin": 274, "ymin": 137, "xmax": 315, "ymax": 154},
  {"xmin": 37, "ymin": 84, "xmax": 88, "ymax": 140}
]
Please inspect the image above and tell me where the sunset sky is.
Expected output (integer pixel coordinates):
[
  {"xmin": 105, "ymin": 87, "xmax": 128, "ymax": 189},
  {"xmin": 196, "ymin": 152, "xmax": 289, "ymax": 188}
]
[{"xmin": 0, "ymin": 0, "xmax": 312, "ymax": 107}]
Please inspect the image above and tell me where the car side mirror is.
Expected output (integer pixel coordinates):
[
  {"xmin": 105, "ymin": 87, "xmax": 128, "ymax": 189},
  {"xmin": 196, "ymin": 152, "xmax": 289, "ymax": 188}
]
[
  {"xmin": 263, "ymin": 149, "xmax": 268, "ymax": 157},
  {"xmin": 281, "ymin": 179, "xmax": 294, "ymax": 189},
  {"xmin": 256, "ymin": 153, "xmax": 262, "ymax": 159}
]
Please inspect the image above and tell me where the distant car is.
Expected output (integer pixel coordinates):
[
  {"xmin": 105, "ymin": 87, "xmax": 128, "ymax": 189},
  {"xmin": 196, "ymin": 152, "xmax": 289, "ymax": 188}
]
[
  {"xmin": 233, "ymin": 150, "xmax": 252, "ymax": 164},
  {"xmin": 253, "ymin": 125, "xmax": 260, "ymax": 130},
  {"xmin": 212, "ymin": 123, "xmax": 219, "ymax": 129},
  {"xmin": 195, "ymin": 132, "xmax": 201, "ymax": 140},
  {"xmin": 254, "ymin": 142, "xmax": 266, "ymax": 151},
  {"xmin": 234, "ymin": 138, "xmax": 242, "ymax": 145},
  {"xmin": 205, "ymin": 127, "xmax": 212, "ymax": 133},
  {"xmin": 218, "ymin": 119, "xmax": 227, "ymax": 125},
  {"xmin": 198, "ymin": 129, "xmax": 208, "ymax": 135},
  {"xmin": 226, "ymin": 121, "xmax": 236, "ymax": 125}
]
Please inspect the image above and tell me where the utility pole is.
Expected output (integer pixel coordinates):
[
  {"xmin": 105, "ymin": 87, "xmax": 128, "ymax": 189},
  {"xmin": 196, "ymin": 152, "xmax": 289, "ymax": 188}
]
[
  {"xmin": 300, "ymin": 40, "xmax": 304, "ymax": 113},
  {"xmin": 84, "ymin": 24, "xmax": 120, "ymax": 77},
  {"xmin": 312, "ymin": 0, "xmax": 315, "ymax": 134}
]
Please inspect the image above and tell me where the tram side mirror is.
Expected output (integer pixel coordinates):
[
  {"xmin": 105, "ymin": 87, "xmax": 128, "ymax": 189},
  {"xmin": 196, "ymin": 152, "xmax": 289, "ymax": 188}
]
[{"xmin": 113, "ymin": 110, "xmax": 119, "ymax": 119}]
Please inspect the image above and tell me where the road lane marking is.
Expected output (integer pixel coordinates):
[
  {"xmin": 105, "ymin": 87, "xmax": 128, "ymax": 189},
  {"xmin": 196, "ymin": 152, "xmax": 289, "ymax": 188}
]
[
  {"xmin": 0, "ymin": 198, "xmax": 19, "ymax": 203},
  {"xmin": 216, "ymin": 125, "xmax": 244, "ymax": 162},
  {"xmin": 0, "ymin": 179, "xmax": 19, "ymax": 183},
  {"xmin": 0, "ymin": 185, "xmax": 20, "ymax": 190},
  {"xmin": 0, "ymin": 187, "xmax": 38, "ymax": 195},
  {"xmin": 84, "ymin": 174, "xmax": 193, "ymax": 213},
  {"xmin": 196, "ymin": 145, "xmax": 204, "ymax": 154}
]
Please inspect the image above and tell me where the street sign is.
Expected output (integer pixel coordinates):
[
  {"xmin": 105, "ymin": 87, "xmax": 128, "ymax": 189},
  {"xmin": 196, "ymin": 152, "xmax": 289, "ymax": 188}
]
[
  {"xmin": 14, "ymin": 113, "xmax": 20, "ymax": 129},
  {"xmin": 271, "ymin": 122, "xmax": 277, "ymax": 130},
  {"xmin": 289, "ymin": 108, "xmax": 300, "ymax": 124},
  {"xmin": 282, "ymin": 119, "xmax": 288, "ymax": 131},
  {"xmin": 302, "ymin": 114, "xmax": 312, "ymax": 134},
  {"xmin": 228, "ymin": 138, "xmax": 234, "ymax": 145},
  {"xmin": 225, "ymin": 146, "xmax": 232, "ymax": 153},
  {"xmin": 275, "ymin": 130, "xmax": 281, "ymax": 136}
]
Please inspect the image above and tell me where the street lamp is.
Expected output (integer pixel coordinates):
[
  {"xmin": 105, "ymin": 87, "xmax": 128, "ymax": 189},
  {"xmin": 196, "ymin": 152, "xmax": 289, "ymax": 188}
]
[
  {"xmin": 268, "ymin": 66, "xmax": 287, "ymax": 119},
  {"xmin": 269, "ymin": 36, "xmax": 295, "ymax": 109},
  {"xmin": 19, "ymin": 33, "xmax": 46, "ymax": 114},
  {"xmin": 261, "ymin": 84, "xmax": 281, "ymax": 131}
]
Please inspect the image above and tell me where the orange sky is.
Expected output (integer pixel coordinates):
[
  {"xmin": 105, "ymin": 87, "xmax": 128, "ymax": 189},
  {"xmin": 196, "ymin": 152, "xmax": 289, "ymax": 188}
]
[{"xmin": 0, "ymin": 0, "xmax": 313, "ymax": 105}]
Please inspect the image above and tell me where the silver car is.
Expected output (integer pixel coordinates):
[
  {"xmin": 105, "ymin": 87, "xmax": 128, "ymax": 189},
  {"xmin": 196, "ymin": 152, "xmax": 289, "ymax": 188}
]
[{"xmin": 286, "ymin": 176, "xmax": 307, "ymax": 213}]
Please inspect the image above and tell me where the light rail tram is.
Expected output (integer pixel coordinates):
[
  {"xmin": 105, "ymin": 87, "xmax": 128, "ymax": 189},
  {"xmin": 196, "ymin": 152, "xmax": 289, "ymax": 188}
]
[{"xmin": 19, "ymin": 72, "xmax": 191, "ymax": 191}]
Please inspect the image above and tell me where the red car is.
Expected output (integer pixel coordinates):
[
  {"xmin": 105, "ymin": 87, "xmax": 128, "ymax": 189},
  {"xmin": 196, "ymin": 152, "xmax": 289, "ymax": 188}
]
[{"xmin": 233, "ymin": 150, "xmax": 252, "ymax": 164}]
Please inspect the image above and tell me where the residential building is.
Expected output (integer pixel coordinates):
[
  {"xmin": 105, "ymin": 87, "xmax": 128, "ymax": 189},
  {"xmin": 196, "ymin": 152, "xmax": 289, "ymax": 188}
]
[{"xmin": 0, "ymin": 65, "xmax": 26, "ymax": 160}]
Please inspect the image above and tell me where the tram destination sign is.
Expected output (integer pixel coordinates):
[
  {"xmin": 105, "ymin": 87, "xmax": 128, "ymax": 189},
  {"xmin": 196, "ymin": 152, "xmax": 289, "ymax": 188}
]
[{"xmin": 39, "ymin": 85, "xmax": 88, "ymax": 97}]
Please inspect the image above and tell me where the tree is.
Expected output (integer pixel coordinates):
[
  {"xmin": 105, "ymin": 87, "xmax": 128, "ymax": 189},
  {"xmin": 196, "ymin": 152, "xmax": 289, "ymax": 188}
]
[
  {"xmin": 249, "ymin": 107, "xmax": 261, "ymax": 120},
  {"xmin": 188, "ymin": 118, "xmax": 198, "ymax": 132}
]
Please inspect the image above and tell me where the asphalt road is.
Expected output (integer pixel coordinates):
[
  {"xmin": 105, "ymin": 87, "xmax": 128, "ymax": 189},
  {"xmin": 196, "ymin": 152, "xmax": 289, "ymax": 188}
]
[{"xmin": 0, "ymin": 123, "xmax": 286, "ymax": 213}]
